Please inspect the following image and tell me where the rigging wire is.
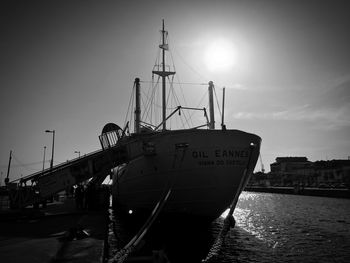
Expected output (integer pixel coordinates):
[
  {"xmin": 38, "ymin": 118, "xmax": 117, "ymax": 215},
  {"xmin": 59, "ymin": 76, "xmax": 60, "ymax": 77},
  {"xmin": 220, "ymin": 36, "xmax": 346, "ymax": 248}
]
[
  {"xmin": 123, "ymin": 81, "xmax": 136, "ymax": 130},
  {"xmin": 0, "ymin": 160, "xmax": 50, "ymax": 169},
  {"xmin": 168, "ymin": 77, "xmax": 188, "ymax": 129},
  {"xmin": 141, "ymin": 86, "xmax": 178, "ymax": 110},
  {"xmin": 151, "ymin": 76, "xmax": 159, "ymax": 125},
  {"xmin": 169, "ymin": 48, "xmax": 194, "ymax": 128},
  {"xmin": 171, "ymin": 79, "xmax": 191, "ymax": 129},
  {"xmin": 131, "ymin": 87, "xmax": 135, "ymax": 131},
  {"xmin": 166, "ymin": 76, "xmax": 174, "ymax": 129},
  {"xmin": 170, "ymin": 35, "xmax": 207, "ymax": 81},
  {"xmin": 152, "ymin": 33, "xmax": 162, "ymax": 70},
  {"xmin": 141, "ymin": 76, "xmax": 156, "ymax": 122},
  {"xmin": 141, "ymin": 76, "xmax": 157, "ymax": 121},
  {"xmin": 140, "ymin": 80, "xmax": 206, "ymax": 86},
  {"xmin": 11, "ymin": 153, "xmax": 41, "ymax": 173},
  {"xmin": 213, "ymin": 86, "xmax": 222, "ymax": 119},
  {"xmin": 140, "ymin": 89, "xmax": 149, "ymax": 120},
  {"xmin": 186, "ymin": 91, "xmax": 208, "ymax": 123}
]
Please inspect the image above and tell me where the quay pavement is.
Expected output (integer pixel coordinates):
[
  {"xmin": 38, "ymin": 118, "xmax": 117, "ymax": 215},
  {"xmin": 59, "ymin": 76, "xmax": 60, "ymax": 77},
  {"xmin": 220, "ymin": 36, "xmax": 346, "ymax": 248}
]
[{"xmin": 0, "ymin": 196, "xmax": 108, "ymax": 263}]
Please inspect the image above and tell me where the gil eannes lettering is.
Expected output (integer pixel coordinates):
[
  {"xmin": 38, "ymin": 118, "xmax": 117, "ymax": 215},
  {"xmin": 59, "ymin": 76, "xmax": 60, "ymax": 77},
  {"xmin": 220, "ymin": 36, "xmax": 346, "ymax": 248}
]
[
  {"xmin": 215, "ymin": 149, "xmax": 248, "ymax": 158},
  {"xmin": 191, "ymin": 148, "xmax": 249, "ymax": 167},
  {"xmin": 192, "ymin": 149, "xmax": 248, "ymax": 159}
]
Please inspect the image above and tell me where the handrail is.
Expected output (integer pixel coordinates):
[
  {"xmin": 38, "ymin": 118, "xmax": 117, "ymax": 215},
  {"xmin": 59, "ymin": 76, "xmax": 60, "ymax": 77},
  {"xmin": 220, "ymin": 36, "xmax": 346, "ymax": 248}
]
[{"xmin": 11, "ymin": 148, "xmax": 105, "ymax": 184}]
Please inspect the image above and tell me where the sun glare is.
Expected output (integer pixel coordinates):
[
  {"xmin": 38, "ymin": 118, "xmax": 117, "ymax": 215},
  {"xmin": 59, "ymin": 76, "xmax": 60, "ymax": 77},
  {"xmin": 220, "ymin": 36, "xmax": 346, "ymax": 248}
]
[{"xmin": 204, "ymin": 39, "xmax": 237, "ymax": 72}]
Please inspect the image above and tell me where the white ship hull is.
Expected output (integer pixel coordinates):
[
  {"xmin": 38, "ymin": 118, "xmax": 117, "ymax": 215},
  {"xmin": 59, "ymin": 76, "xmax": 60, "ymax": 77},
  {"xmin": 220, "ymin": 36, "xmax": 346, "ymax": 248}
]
[{"xmin": 112, "ymin": 129, "xmax": 261, "ymax": 221}]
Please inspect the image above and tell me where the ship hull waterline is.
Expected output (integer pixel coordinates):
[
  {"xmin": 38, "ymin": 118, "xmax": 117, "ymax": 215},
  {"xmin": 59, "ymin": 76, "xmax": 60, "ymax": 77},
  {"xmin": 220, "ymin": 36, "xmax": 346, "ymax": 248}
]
[{"xmin": 112, "ymin": 129, "xmax": 261, "ymax": 222}]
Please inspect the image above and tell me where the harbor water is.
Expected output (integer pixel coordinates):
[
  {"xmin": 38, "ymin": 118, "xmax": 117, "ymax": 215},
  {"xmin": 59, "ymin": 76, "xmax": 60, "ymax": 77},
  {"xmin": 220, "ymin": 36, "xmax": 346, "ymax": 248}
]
[
  {"xmin": 217, "ymin": 192, "xmax": 350, "ymax": 263},
  {"xmin": 109, "ymin": 192, "xmax": 350, "ymax": 262}
]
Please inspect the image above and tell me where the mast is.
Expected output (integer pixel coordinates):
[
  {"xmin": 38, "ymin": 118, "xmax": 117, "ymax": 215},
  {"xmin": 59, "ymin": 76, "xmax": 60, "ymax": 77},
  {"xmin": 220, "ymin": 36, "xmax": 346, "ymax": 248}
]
[
  {"xmin": 161, "ymin": 20, "xmax": 166, "ymax": 131},
  {"xmin": 221, "ymin": 87, "xmax": 226, "ymax": 130},
  {"xmin": 134, "ymin": 78, "xmax": 141, "ymax": 133},
  {"xmin": 208, "ymin": 81, "xmax": 215, "ymax": 129},
  {"xmin": 5, "ymin": 150, "xmax": 12, "ymax": 185},
  {"xmin": 152, "ymin": 20, "xmax": 176, "ymax": 131}
]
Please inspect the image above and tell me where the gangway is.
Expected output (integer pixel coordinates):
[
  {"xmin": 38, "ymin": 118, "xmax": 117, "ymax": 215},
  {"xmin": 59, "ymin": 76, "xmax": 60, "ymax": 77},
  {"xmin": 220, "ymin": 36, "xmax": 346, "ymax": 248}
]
[{"xmin": 6, "ymin": 124, "xmax": 130, "ymax": 209}]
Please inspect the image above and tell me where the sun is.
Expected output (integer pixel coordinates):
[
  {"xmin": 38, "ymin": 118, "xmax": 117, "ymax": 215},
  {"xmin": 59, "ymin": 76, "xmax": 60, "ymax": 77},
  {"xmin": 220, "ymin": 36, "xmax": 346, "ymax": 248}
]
[{"xmin": 204, "ymin": 39, "xmax": 237, "ymax": 72}]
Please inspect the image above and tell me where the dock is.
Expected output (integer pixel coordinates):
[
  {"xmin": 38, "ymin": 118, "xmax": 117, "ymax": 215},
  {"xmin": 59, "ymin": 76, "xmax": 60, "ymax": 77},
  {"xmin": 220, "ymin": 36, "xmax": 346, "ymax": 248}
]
[
  {"xmin": 245, "ymin": 186, "xmax": 350, "ymax": 198},
  {"xmin": 0, "ymin": 195, "xmax": 108, "ymax": 263}
]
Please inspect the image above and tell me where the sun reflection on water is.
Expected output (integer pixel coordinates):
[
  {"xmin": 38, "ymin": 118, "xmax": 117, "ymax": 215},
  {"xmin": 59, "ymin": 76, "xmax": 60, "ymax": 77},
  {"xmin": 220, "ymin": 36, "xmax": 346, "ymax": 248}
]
[{"xmin": 220, "ymin": 192, "xmax": 280, "ymax": 246}]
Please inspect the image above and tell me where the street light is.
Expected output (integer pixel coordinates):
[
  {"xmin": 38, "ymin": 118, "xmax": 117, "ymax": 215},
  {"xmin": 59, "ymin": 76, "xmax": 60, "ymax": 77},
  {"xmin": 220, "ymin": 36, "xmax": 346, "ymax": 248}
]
[
  {"xmin": 45, "ymin": 130, "xmax": 55, "ymax": 170},
  {"xmin": 74, "ymin": 151, "xmax": 81, "ymax": 158},
  {"xmin": 42, "ymin": 146, "xmax": 46, "ymax": 172}
]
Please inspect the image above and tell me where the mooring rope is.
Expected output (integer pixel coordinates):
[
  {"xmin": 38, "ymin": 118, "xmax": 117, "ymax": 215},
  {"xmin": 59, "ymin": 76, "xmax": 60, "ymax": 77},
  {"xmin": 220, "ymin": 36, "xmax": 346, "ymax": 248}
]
[
  {"xmin": 202, "ymin": 143, "xmax": 256, "ymax": 262},
  {"xmin": 109, "ymin": 188, "xmax": 172, "ymax": 263},
  {"xmin": 109, "ymin": 144, "xmax": 188, "ymax": 263}
]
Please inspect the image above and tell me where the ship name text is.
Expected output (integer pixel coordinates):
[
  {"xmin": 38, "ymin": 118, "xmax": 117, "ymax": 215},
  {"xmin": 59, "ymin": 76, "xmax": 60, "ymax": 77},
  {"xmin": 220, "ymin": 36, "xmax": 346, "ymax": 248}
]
[
  {"xmin": 191, "ymin": 149, "xmax": 249, "ymax": 167},
  {"xmin": 192, "ymin": 149, "xmax": 248, "ymax": 159}
]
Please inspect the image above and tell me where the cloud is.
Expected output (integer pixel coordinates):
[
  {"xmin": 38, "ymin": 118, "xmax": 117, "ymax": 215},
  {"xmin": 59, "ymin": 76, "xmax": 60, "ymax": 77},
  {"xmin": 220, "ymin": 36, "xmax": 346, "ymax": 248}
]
[
  {"xmin": 233, "ymin": 104, "xmax": 350, "ymax": 130},
  {"xmin": 224, "ymin": 83, "xmax": 247, "ymax": 90},
  {"xmin": 315, "ymin": 73, "xmax": 350, "ymax": 109},
  {"xmin": 233, "ymin": 73, "xmax": 350, "ymax": 130}
]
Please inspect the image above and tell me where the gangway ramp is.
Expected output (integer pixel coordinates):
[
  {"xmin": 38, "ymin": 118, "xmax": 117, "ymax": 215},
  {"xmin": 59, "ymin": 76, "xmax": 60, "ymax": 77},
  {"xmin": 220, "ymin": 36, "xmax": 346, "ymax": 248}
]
[{"xmin": 8, "ymin": 141, "xmax": 128, "ymax": 208}]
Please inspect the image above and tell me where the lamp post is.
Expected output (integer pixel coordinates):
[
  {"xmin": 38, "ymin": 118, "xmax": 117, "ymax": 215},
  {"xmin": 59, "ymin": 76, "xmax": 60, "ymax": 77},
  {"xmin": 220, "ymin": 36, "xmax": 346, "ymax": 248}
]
[
  {"xmin": 74, "ymin": 151, "xmax": 81, "ymax": 158},
  {"xmin": 42, "ymin": 146, "xmax": 46, "ymax": 172},
  {"xmin": 45, "ymin": 130, "xmax": 55, "ymax": 170}
]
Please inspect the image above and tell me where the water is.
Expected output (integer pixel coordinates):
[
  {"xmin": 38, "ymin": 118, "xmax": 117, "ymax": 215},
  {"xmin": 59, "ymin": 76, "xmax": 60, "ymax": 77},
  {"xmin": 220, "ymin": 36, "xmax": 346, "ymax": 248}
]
[
  {"xmin": 218, "ymin": 192, "xmax": 350, "ymax": 263},
  {"xmin": 109, "ymin": 192, "xmax": 350, "ymax": 262}
]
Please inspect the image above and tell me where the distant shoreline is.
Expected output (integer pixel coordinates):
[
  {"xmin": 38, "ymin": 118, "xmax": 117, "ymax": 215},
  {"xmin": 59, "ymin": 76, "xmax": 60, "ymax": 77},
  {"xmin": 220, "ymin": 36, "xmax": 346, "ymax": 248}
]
[{"xmin": 244, "ymin": 186, "xmax": 350, "ymax": 199}]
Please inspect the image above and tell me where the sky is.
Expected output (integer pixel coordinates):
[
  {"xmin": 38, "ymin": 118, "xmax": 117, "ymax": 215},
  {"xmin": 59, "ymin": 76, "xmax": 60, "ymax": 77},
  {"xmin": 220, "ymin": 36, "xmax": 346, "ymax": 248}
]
[{"xmin": 1, "ymin": 0, "xmax": 350, "ymax": 182}]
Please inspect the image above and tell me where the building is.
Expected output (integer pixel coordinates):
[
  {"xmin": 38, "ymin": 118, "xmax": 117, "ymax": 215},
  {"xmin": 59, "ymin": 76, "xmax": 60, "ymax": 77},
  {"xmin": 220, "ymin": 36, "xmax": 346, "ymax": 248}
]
[
  {"xmin": 269, "ymin": 157, "xmax": 313, "ymax": 186},
  {"xmin": 313, "ymin": 160, "xmax": 350, "ymax": 187},
  {"xmin": 249, "ymin": 157, "xmax": 350, "ymax": 188}
]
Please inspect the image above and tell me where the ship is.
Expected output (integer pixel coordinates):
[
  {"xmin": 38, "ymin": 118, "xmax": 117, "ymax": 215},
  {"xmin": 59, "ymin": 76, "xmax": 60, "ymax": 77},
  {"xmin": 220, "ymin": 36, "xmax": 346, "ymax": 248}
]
[{"xmin": 107, "ymin": 20, "xmax": 261, "ymax": 222}]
